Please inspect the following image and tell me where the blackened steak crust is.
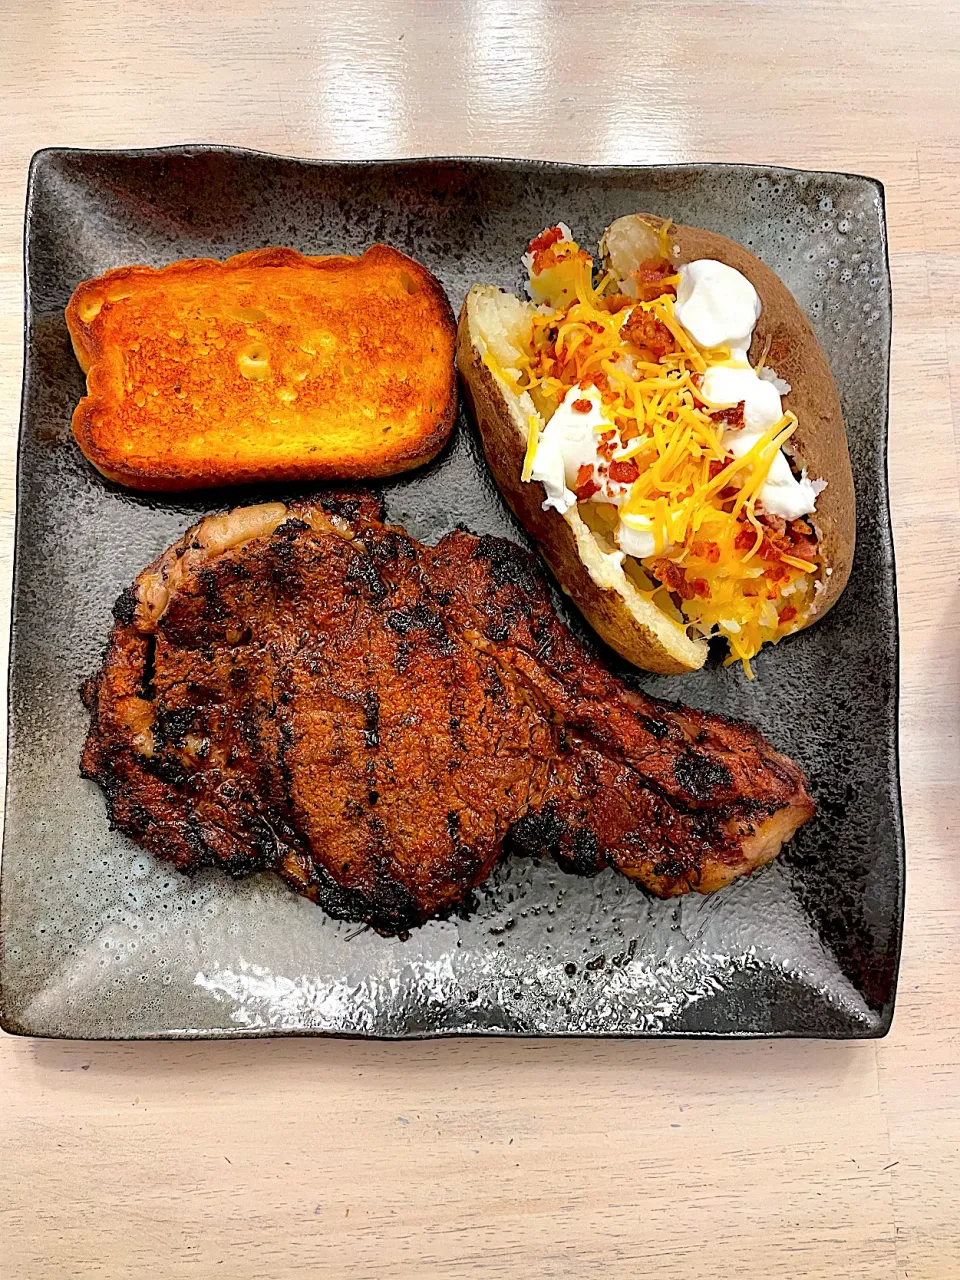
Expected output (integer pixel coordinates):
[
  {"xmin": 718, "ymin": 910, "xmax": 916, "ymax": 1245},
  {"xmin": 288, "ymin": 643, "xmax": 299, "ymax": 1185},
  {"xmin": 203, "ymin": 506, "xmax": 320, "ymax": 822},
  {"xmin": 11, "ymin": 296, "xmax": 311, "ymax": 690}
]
[{"xmin": 81, "ymin": 493, "xmax": 815, "ymax": 934}]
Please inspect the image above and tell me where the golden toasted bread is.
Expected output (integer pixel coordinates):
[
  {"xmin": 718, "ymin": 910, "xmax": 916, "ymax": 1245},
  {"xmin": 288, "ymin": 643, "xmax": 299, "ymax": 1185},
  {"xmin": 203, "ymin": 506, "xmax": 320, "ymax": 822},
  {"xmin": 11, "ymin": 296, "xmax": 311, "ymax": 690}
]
[{"xmin": 66, "ymin": 245, "xmax": 457, "ymax": 490}]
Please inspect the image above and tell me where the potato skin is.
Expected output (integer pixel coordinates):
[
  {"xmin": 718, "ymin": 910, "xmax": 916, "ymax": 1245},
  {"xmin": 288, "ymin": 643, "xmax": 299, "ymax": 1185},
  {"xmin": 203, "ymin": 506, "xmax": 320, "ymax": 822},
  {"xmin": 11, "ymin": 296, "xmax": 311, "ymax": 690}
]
[{"xmin": 456, "ymin": 306, "xmax": 706, "ymax": 674}]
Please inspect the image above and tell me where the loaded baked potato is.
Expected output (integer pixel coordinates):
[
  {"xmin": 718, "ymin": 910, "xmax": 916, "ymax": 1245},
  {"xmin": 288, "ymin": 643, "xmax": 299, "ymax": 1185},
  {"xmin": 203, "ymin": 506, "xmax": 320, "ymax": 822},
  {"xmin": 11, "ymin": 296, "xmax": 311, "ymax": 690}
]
[{"xmin": 457, "ymin": 215, "xmax": 855, "ymax": 675}]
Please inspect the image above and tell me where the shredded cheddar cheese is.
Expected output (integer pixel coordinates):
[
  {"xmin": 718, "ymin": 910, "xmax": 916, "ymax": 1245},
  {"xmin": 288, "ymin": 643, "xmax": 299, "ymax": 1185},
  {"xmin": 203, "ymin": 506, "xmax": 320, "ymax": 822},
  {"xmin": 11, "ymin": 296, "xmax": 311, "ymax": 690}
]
[
  {"xmin": 521, "ymin": 414, "xmax": 540, "ymax": 482},
  {"xmin": 516, "ymin": 234, "xmax": 822, "ymax": 673}
]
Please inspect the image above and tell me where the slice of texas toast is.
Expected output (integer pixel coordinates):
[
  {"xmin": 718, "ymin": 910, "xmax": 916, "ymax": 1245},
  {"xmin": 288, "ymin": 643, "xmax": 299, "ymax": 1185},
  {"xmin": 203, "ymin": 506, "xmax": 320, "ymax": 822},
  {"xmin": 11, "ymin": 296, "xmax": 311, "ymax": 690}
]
[{"xmin": 66, "ymin": 245, "xmax": 457, "ymax": 490}]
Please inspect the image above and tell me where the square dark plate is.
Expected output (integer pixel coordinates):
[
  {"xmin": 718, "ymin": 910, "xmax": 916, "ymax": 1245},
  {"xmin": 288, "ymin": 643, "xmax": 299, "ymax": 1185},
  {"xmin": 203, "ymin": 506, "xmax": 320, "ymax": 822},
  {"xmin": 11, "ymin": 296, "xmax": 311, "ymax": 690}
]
[{"xmin": 0, "ymin": 147, "xmax": 902, "ymax": 1039}]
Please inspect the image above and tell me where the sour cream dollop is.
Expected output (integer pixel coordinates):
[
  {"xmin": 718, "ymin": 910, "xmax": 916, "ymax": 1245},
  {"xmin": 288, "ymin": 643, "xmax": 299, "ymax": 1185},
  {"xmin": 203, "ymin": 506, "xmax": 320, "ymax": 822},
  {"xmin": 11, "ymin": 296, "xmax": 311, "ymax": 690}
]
[
  {"xmin": 529, "ymin": 384, "xmax": 612, "ymax": 515},
  {"xmin": 699, "ymin": 364, "xmax": 784, "ymax": 434},
  {"xmin": 675, "ymin": 260, "xmax": 761, "ymax": 351},
  {"xmin": 724, "ymin": 427, "xmax": 825, "ymax": 521},
  {"xmin": 615, "ymin": 515, "xmax": 657, "ymax": 560},
  {"xmin": 530, "ymin": 385, "xmax": 657, "ymax": 554}
]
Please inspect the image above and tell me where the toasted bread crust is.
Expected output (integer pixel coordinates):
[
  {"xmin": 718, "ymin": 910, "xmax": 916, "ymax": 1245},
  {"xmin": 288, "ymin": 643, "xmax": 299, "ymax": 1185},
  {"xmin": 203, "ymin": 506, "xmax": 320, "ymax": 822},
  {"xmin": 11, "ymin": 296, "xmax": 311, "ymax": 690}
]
[{"xmin": 66, "ymin": 245, "xmax": 457, "ymax": 490}]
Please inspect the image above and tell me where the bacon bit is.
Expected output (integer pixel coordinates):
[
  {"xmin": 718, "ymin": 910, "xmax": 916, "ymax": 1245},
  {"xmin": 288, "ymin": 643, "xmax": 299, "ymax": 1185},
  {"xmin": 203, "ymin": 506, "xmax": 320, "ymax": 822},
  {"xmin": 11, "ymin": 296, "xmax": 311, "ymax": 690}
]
[
  {"xmin": 760, "ymin": 513, "xmax": 787, "ymax": 537},
  {"xmin": 650, "ymin": 558, "xmax": 682, "ymax": 591},
  {"xmin": 649, "ymin": 559, "xmax": 697, "ymax": 601},
  {"xmin": 691, "ymin": 540, "xmax": 721, "ymax": 563},
  {"xmin": 597, "ymin": 431, "xmax": 618, "ymax": 462},
  {"xmin": 574, "ymin": 465, "xmax": 600, "ymax": 501},
  {"xmin": 752, "ymin": 515, "xmax": 819, "ymax": 566},
  {"xmin": 619, "ymin": 422, "xmax": 640, "ymax": 444},
  {"xmin": 779, "ymin": 605, "xmax": 798, "ymax": 624},
  {"xmin": 528, "ymin": 226, "xmax": 573, "ymax": 274},
  {"xmin": 572, "ymin": 398, "xmax": 593, "ymax": 413},
  {"xmin": 608, "ymin": 458, "xmax": 639, "ymax": 485},
  {"xmin": 763, "ymin": 537, "xmax": 791, "ymax": 562},
  {"xmin": 689, "ymin": 578, "xmax": 710, "ymax": 598},
  {"xmin": 533, "ymin": 243, "xmax": 591, "ymax": 274},
  {"xmin": 622, "ymin": 308, "xmax": 675, "ymax": 359},
  {"xmin": 711, "ymin": 403, "xmax": 745, "ymax": 427},
  {"xmin": 528, "ymin": 226, "xmax": 565, "ymax": 255},
  {"xmin": 631, "ymin": 258, "xmax": 678, "ymax": 302},
  {"xmin": 708, "ymin": 459, "xmax": 726, "ymax": 481},
  {"xmin": 734, "ymin": 526, "xmax": 757, "ymax": 551},
  {"xmin": 587, "ymin": 321, "xmax": 606, "ymax": 335},
  {"xmin": 789, "ymin": 534, "xmax": 819, "ymax": 562}
]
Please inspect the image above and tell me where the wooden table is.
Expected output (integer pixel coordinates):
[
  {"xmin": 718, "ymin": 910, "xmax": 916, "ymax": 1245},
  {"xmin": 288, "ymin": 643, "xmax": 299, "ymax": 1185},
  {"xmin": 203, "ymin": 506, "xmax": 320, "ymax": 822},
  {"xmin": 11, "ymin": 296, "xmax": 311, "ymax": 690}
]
[{"xmin": 1, "ymin": 2, "xmax": 958, "ymax": 1276}]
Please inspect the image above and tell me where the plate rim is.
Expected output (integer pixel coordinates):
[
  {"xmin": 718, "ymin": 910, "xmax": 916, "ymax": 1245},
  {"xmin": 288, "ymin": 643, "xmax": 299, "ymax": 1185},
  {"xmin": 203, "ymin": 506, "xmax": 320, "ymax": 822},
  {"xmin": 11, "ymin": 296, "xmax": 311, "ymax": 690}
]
[
  {"xmin": 1, "ymin": 146, "xmax": 903, "ymax": 1041},
  {"xmin": 23, "ymin": 141, "xmax": 889, "ymax": 199}
]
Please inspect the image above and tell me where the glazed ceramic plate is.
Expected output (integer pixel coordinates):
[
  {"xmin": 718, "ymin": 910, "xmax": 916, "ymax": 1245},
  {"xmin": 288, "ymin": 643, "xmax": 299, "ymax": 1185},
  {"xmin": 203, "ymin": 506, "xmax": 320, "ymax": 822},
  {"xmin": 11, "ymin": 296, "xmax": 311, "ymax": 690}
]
[{"xmin": 0, "ymin": 148, "xmax": 901, "ymax": 1039}]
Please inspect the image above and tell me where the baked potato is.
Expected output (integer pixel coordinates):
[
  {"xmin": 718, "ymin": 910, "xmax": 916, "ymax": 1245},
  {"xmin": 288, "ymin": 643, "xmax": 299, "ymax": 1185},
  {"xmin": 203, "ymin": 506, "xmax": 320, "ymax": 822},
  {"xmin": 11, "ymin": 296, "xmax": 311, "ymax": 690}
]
[{"xmin": 457, "ymin": 215, "xmax": 855, "ymax": 675}]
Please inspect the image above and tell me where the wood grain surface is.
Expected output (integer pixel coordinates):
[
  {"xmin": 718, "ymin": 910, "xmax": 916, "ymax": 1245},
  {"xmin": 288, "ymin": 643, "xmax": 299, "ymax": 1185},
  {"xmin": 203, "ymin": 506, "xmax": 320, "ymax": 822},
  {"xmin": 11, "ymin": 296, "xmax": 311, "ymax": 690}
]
[{"xmin": 1, "ymin": 2, "xmax": 959, "ymax": 1276}]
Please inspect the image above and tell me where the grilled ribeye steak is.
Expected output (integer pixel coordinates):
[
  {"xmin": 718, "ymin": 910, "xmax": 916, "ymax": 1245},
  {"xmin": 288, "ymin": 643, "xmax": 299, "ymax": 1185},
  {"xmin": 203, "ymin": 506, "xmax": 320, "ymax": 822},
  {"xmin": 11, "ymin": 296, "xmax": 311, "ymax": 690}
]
[{"xmin": 81, "ymin": 493, "xmax": 815, "ymax": 933}]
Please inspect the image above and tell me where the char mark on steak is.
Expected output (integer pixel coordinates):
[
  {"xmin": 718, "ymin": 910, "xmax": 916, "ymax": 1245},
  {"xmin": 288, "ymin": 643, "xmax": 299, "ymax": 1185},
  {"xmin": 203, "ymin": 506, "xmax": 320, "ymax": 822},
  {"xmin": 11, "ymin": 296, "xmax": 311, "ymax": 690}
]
[{"xmin": 80, "ymin": 493, "xmax": 815, "ymax": 934}]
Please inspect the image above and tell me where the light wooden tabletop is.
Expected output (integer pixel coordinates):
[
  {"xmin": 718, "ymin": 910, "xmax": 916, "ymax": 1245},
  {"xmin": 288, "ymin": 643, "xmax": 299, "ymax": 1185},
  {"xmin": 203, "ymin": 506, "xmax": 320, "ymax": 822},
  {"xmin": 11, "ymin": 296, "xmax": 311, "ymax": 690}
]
[{"xmin": 2, "ymin": 2, "xmax": 959, "ymax": 1277}]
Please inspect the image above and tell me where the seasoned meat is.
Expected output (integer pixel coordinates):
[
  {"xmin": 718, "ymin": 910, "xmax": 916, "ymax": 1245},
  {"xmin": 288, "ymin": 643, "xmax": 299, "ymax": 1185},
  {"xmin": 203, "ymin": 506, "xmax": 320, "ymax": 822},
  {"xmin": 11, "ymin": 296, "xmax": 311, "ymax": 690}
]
[{"xmin": 81, "ymin": 493, "xmax": 815, "ymax": 934}]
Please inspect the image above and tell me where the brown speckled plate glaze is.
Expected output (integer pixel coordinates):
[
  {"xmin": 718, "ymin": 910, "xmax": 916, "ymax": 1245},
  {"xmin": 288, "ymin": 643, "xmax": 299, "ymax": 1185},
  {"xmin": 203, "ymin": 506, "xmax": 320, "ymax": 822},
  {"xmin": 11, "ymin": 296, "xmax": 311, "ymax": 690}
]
[{"xmin": 0, "ymin": 148, "xmax": 901, "ymax": 1040}]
